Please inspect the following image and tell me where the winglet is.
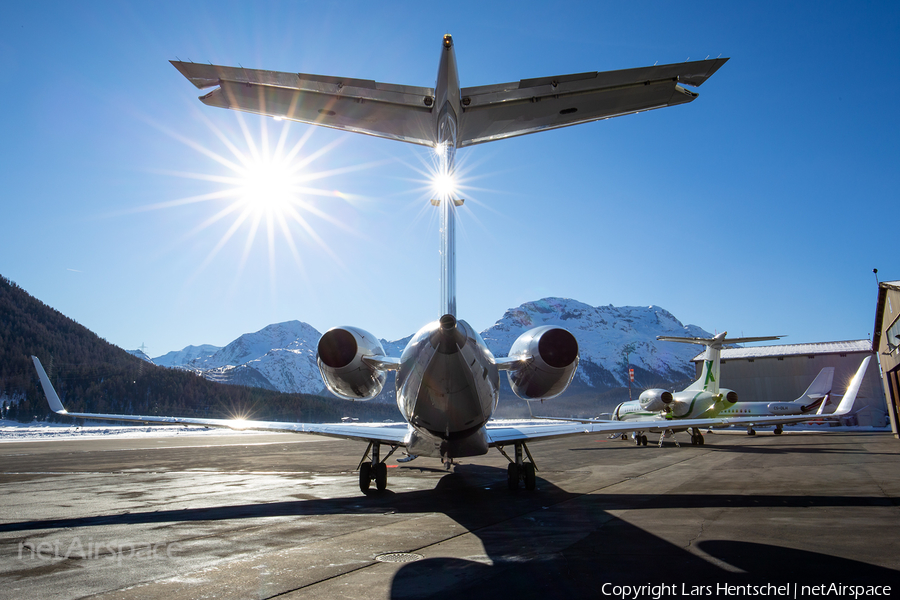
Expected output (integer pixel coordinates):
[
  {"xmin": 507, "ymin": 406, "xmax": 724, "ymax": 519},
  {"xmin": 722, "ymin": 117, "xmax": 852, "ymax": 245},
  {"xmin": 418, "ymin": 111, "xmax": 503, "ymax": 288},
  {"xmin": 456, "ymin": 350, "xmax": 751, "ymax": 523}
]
[
  {"xmin": 815, "ymin": 394, "xmax": 830, "ymax": 416},
  {"xmin": 832, "ymin": 356, "xmax": 871, "ymax": 416},
  {"xmin": 31, "ymin": 356, "xmax": 68, "ymax": 414}
]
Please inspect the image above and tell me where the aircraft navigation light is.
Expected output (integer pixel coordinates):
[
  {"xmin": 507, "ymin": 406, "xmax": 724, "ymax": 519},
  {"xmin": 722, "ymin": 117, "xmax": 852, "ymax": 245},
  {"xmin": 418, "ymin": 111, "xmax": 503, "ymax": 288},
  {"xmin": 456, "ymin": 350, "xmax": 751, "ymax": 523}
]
[{"xmin": 432, "ymin": 171, "xmax": 456, "ymax": 200}]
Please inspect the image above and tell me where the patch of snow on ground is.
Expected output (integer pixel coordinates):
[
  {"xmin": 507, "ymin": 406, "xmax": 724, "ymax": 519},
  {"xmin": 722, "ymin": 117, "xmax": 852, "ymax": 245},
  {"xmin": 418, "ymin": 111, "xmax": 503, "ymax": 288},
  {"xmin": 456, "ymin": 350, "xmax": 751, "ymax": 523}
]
[{"xmin": 0, "ymin": 420, "xmax": 262, "ymax": 443}]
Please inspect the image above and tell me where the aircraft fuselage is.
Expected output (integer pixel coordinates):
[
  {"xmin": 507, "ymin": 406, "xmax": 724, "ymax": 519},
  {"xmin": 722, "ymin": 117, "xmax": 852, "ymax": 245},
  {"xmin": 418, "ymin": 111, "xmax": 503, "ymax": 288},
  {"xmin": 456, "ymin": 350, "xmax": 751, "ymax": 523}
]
[
  {"xmin": 394, "ymin": 37, "xmax": 496, "ymax": 459},
  {"xmin": 397, "ymin": 315, "xmax": 500, "ymax": 458}
]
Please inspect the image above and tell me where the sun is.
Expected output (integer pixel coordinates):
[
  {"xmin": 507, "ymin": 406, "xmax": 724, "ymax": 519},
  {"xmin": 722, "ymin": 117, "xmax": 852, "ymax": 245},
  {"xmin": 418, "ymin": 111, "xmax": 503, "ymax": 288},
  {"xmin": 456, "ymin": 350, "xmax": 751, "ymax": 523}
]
[
  {"xmin": 237, "ymin": 155, "xmax": 298, "ymax": 217},
  {"xmin": 127, "ymin": 111, "xmax": 385, "ymax": 285}
]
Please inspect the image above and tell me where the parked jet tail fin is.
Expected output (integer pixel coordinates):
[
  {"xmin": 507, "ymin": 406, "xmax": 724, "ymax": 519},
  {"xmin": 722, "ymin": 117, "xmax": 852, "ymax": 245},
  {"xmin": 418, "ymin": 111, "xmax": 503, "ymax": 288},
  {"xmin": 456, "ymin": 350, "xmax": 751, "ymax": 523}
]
[
  {"xmin": 797, "ymin": 367, "xmax": 834, "ymax": 412},
  {"xmin": 659, "ymin": 332, "xmax": 784, "ymax": 394}
]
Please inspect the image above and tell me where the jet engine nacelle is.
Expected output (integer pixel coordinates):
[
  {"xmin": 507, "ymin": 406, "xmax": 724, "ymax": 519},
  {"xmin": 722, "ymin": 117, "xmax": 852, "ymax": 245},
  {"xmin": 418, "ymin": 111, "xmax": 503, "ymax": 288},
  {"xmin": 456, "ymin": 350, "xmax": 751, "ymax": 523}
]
[
  {"xmin": 317, "ymin": 326, "xmax": 387, "ymax": 400},
  {"xmin": 638, "ymin": 389, "xmax": 674, "ymax": 412},
  {"xmin": 721, "ymin": 389, "xmax": 738, "ymax": 404},
  {"xmin": 506, "ymin": 326, "xmax": 579, "ymax": 400}
]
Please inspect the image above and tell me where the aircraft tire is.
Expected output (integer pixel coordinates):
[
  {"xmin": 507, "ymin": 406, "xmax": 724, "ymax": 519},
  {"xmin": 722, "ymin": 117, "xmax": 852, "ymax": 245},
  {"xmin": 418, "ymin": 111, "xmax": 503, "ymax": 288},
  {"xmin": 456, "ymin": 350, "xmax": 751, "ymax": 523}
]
[
  {"xmin": 748, "ymin": 429, "xmax": 756, "ymax": 436},
  {"xmin": 359, "ymin": 463, "xmax": 372, "ymax": 493},
  {"xmin": 774, "ymin": 428, "xmax": 783, "ymax": 435},
  {"xmin": 507, "ymin": 463, "xmax": 520, "ymax": 490},
  {"xmin": 641, "ymin": 435, "xmax": 648, "ymax": 446},
  {"xmin": 523, "ymin": 463, "xmax": 536, "ymax": 491},
  {"xmin": 374, "ymin": 462, "xmax": 387, "ymax": 491},
  {"xmin": 699, "ymin": 435, "xmax": 705, "ymax": 445}
]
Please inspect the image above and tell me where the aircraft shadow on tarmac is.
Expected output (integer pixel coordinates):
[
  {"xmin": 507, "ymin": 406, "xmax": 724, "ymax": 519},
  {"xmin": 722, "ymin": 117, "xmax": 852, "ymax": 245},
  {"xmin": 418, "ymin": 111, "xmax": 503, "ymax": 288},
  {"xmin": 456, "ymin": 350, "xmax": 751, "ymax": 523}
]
[
  {"xmin": 570, "ymin": 439, "xmax": 890, "ymax": 456},
  {"xmin": 2, "ymin": 464, "xmax": 897, "ymax": 598}
]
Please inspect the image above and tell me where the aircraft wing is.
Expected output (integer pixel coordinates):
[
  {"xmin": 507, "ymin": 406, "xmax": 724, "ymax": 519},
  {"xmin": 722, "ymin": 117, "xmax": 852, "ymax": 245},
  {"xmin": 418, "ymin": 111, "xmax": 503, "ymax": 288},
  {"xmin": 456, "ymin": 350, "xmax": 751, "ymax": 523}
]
[
  {"xmin": 457, "ymin": 58, "xmax": 728, "ymax": 146},
  {"xmin": 31, "ymin": 356, "xmax": 409, "ymax": 446},
  {"xmin": 170, "ymin": 61, "xmax": 436, "ymax": 146},
  {"xmin": 484, "ymin": 415, "xmax": 789, "ymax": 445}
]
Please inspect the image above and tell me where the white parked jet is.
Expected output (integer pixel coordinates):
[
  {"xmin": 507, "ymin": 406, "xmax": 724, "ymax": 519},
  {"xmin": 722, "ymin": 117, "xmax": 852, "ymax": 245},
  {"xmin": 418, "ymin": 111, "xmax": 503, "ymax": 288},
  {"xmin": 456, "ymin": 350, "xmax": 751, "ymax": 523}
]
[
  {"xmin": 534, "ymin": 332, "xmax": 781, "ymax": 446},
  {"xmin": 32, "ymin": 36, "xmax": 731, "ymax": 494},
  {"xmin": 531, "ymin": 354, "xmax": 869, "ymax": 447},
  {"xmin": 612, "ymin": 333, "xmax": 785, "ymax": 445},
  {"xmin": 712, "ymin": 367, "xmax": 834, "ymax": 435}
]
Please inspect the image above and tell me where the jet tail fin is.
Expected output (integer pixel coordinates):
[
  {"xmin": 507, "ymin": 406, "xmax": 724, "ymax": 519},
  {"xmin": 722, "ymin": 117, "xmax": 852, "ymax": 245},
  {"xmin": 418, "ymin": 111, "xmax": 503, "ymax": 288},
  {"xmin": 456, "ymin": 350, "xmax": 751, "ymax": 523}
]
[
  {"xmin": 659, "ymin": 332, "xmax": 784, "ymax": 394},
  {"xmin": 797, "ymin": 367, "xmax": 834, "ymax": 412},
  {"xmin": 31, "ymin": 356, "xmax": 68, "ymax": 414}
]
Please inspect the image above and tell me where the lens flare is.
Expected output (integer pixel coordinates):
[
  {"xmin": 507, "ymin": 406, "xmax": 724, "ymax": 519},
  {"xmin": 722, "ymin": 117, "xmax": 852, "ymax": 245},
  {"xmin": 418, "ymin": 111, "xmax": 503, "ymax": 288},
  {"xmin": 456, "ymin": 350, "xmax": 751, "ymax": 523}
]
[
  {"xmin": 120, "ymin": 111, "xmax": 388, "ymax": 292},
  {"xmin": 432, "ymin": 171, "xmax": 457, "ymax": 200}
]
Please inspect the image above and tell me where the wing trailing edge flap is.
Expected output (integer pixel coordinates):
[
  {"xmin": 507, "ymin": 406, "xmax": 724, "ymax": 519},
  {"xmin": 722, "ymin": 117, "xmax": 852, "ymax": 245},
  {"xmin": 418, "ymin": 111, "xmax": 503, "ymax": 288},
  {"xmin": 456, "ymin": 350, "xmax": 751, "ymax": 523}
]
[
  {"xmin": 457, "ymin": 58, "xmax": 729, "ymax": 147},
  {"xmin": 170, "ymin": 61, "xmax": 436, "ymax": 146}
]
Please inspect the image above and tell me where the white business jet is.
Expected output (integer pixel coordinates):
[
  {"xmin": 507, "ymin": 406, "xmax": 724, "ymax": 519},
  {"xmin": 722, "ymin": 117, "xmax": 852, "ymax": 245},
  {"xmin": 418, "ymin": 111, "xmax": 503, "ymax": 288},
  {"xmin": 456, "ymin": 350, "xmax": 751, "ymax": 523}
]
[{"xmin": 33, "ymin": 36, "xmax": 729, "ymax": 493}]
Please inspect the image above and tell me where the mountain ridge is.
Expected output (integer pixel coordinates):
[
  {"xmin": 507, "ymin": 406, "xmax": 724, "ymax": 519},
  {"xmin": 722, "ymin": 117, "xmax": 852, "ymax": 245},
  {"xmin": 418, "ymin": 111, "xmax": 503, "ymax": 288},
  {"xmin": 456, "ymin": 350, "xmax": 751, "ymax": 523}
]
[{"xmin": 150, "ymin": 297, "xmax": 711, "ymax": 398}]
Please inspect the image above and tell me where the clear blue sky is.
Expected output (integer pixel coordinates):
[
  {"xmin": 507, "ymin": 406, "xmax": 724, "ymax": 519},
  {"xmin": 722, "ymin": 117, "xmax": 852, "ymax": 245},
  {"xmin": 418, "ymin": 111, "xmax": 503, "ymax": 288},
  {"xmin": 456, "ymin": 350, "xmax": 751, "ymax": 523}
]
[{"xmin": 2, "ymin": 1, "xmax": 897, "ymax": 355}]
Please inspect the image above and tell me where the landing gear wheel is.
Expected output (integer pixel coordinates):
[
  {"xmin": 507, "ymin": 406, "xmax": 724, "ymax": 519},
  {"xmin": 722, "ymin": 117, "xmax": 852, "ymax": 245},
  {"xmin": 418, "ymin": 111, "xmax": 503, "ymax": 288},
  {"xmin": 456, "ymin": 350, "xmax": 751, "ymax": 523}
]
[
  {"xmin": 507, "ymin": 463, "xmax": 520, "ymax": 490},
  {"xmin": 634, "ymin": 435, "xmax": 642, "ymax": 446},
  {"xmin": 748, "ymin": 428, "xmax": 756, "ymax": 436},
  {"xmin": 374, "ymin": 462, "xmax": 387, "ymax": 491},
  {"xmin": 774, "ymin": 427, "xmax": 783, "ymax": 435},
  {"xmin": 523, "ymin": 463, "xmax": 536, "ymax": 491},
  {"xmin": 698, "ymin": 434, "xmax": 705, "ymax": 445},
  {"xmin": 359, "ymin": 463, "xmax": 372, "ymax": 493},
  {"xmin": 641, "ymin": 435, "xmax": 648, "ymax": 446}
]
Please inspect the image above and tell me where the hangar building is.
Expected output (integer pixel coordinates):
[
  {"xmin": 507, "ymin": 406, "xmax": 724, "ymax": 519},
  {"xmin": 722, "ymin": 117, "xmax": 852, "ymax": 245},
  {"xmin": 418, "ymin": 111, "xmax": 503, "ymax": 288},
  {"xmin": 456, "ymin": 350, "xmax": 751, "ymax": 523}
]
[
  {"xmin": 873, "ymin": 280, "xmax": 900, "ymax": 437},
  {"xmin": 692, "ymin": 340, "xmax": 885, "ymax": 427}
]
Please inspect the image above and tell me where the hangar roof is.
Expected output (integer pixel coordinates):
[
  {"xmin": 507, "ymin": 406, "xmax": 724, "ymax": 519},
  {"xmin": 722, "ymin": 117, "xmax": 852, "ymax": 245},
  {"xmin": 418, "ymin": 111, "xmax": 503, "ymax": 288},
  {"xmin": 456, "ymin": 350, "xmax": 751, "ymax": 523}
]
[{"xmin": 692, "ymin": 339, "xmax": 872, "ymax": 362}]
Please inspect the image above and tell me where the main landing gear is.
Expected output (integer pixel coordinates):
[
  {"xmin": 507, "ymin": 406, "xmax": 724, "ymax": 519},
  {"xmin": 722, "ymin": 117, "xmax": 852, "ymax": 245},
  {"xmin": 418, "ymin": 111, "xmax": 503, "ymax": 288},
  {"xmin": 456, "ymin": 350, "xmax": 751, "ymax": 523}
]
[
  {"xmin": 690, "ymin": 427, "xmax": 705, "ymax": 446},
  {"xmin": 747, "ymin": 427, "xmax": 757, "ymax": 436},
  {"xmin": 659, "ymin": 429, "xmax": 680, "ymax": 448},
  {"xmin": 497, "ymin": 442, "xmax": 537, "ymax": 491},
  {"xmin": 774, "ymin": 425, "xmax": 784, "ymax": 435},
  {"xmin": 631, "ymin": 432, "xmax": 649, "ymax": 446},
  {"xmin": 358, "ymin": 441, "xmax": 399, "ymax": 493}
]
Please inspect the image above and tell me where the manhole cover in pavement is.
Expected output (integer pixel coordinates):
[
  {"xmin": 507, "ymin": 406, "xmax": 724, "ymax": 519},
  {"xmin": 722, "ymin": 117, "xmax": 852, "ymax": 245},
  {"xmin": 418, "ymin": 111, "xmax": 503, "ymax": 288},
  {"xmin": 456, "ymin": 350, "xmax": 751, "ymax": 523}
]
[{"xmin": 375, "ymin": 552, "xmax": 424, "ymax": 563}]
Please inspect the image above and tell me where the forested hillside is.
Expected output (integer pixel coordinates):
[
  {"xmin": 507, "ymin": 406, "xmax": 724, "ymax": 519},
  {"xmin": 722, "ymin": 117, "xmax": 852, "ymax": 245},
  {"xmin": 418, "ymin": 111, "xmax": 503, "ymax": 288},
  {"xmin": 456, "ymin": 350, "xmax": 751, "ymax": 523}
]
[{"xmin": 0, "ymin": 276, "xmax": 401, "ymax": 423}]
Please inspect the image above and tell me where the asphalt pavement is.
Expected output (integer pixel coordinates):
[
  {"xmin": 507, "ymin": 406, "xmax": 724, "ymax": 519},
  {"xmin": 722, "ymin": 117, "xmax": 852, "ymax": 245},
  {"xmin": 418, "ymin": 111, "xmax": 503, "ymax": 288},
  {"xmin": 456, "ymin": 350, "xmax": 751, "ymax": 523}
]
[{"xmin": 1, "ymin": 428, "xmax": 898, "ymax": 599}]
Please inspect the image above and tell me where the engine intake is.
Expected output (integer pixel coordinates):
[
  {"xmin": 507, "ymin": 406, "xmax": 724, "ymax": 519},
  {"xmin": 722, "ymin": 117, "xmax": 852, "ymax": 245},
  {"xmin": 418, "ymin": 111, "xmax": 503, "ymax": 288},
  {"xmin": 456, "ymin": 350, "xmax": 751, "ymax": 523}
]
[
  {"xmin": 506, "ymin": 326, "xmax": 579, "ymax": 400},
  {"xmin": 639, "ymin": 389, "xmax": 674, "ymax": 412},
  {"xmin": 317, "ymin": 326, "xmax": 387, "ymax": 400}
]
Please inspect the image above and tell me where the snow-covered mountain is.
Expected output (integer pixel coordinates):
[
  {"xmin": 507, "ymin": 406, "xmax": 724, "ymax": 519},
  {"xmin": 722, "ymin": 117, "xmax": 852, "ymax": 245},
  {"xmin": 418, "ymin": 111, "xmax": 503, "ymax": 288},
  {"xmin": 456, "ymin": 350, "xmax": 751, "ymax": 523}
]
[
  {"xmin": 166, "ymin": 321, "xmax": 324, "ymax": 394},
  {"xmin": 152, "ymin": 344, "xmax": 221, "ymax": 368},
  {"xmin": 481, "ymin": 298, "xmax": 710, "ymax": 389},
  {"xmin": 190, "ymin": 321, "xmax": 321, "ymax": 370},
  {"xmin": 153, "ymin": 299, "xmax": 711, "ymax": 396},
  {"xmin": 126, "ymin": 349, "xmax": 154, "ymax": 363}
]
